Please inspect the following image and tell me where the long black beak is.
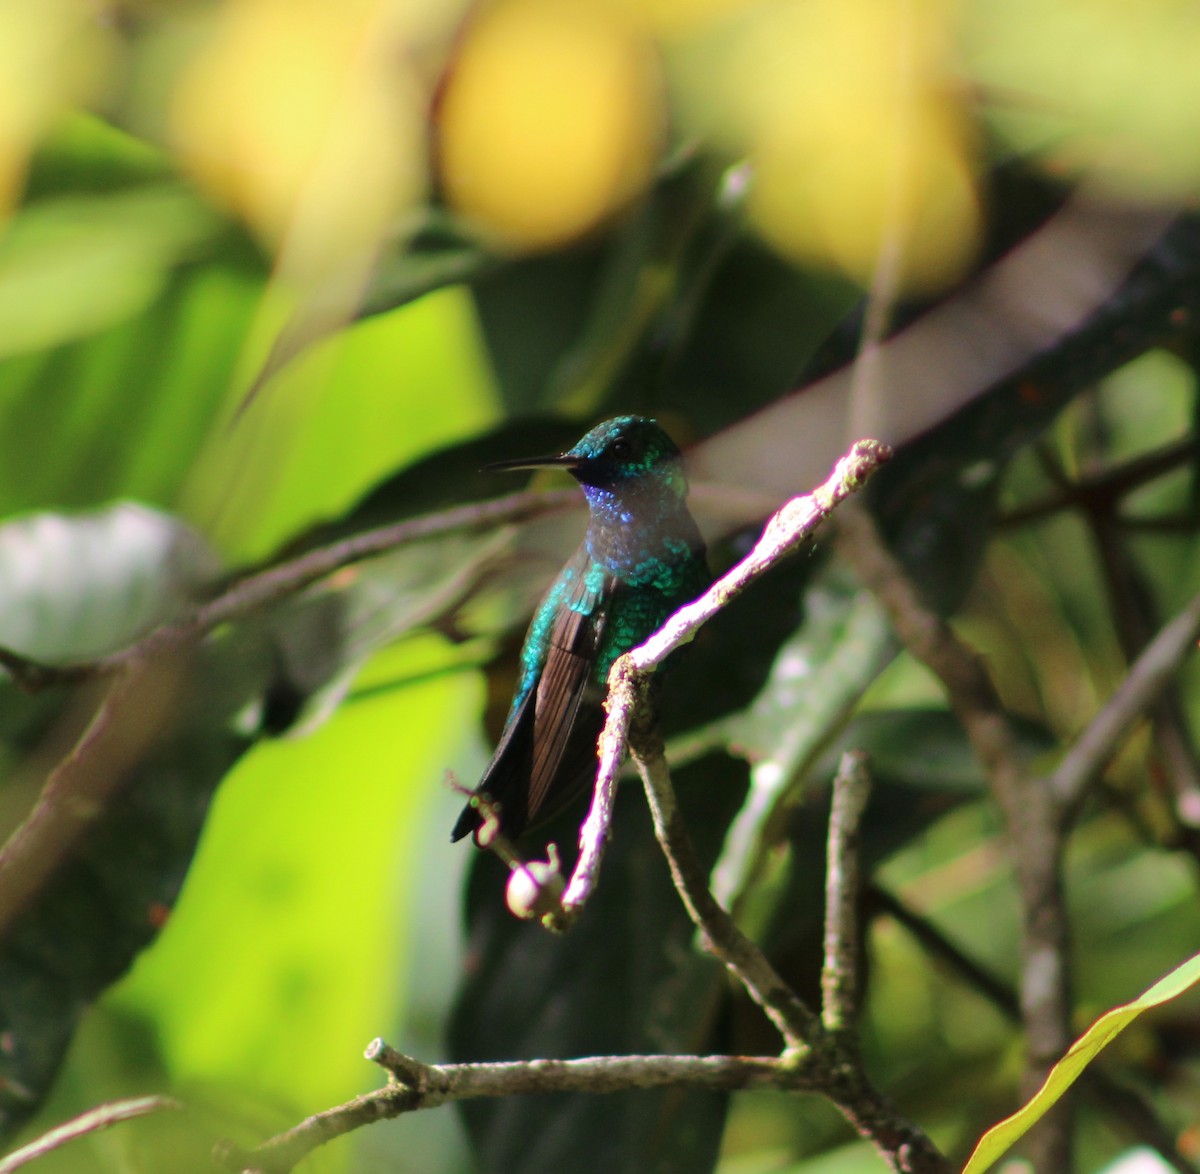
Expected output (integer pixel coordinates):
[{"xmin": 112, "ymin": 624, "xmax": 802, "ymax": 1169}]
[{"xmin": 485, "ymin": 452, "xmax": 584, "ymax": 474}]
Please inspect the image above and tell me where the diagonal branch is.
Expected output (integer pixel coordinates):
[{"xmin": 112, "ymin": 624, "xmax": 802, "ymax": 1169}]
[
  {"xmin": 0, "ymin": 487, "xmax": 578, "ymax": 692},
  {"xmin": 631, "ymin": 713, "xmax": 822, "ymax": 1053},
  {"xmin": 1051, "ymin": 588, "xmax": 1200, "ymax": 814},
  {"xmin": 628, "ymin": 708, "xmax": 948, "ymax": 1173},
  {"xmin": 0, "ymin": 1096, "xmax": 180, "ymax": 1173}
]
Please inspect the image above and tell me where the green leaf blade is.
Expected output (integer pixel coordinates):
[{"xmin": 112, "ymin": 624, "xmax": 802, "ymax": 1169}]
[{"xmin": 962, "ymin": 951, "xmax": 1200, "ymax": 1174}]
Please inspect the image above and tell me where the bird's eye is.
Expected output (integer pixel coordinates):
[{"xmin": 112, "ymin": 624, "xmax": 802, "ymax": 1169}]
[{"xmin": 610, "ymin": 438, "xmax": 632, "ymax": 459}]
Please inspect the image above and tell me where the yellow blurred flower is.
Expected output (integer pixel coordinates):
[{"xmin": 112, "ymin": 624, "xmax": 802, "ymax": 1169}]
[
  {"xmin": 437, "ymin": 0, "xmax": 663, "ymax": 251},
  {"xmin": 0, "ymin": 0, "xmax": 111, "ymax": 218},
  {"xmin": 676, "ymin": 0, "xmax": 982, "ymax": 293},
  {"xmin": 965, "ymin": 0, "xmax": 1200, "ymax": 201},
  {"xmin": 171, "ymin": 0, "xmax": 428, "ymax": 275}
]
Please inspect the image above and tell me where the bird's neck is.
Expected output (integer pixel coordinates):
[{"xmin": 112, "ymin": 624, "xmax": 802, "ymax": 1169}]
[{"xmin": 581, "ymin": 475, "xmax": 701, "ymax": 585}]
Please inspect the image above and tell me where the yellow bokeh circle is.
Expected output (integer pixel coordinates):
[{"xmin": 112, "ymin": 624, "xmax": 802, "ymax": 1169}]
[{"xmin": 438, "ymin": 0, "xmax": 663, "ymax": 251}]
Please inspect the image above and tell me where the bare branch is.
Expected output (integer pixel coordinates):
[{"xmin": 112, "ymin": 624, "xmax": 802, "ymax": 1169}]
[
  {"xmin": 822, "ymin": 751, "xmax": 872, "ymax": 1036},
  {"xmin": 1051, "ymin": 588, "xmax": 1200, "ymax": 813},
  {"xmin": 631, "ymin": 715, "xmax": 822, "ymax": 1054},
  {"xmin": 997, "ymin": 435, "xmax": 1200, "ymax": 527},
  {"xmin": 631, "ymin": 440, "xmax": 894, "ymax": 676},
  {"xmin": 0, "ymin": 1096, "xmax": 180, "ymax": 1173},
  {"xmin": 551, "ymin": 675, "xmax": 633, "ymax": 926},
  {"xmin": 836, "ymin": 501, "xmax": 1073, "ymax": 1171},
  {"xmin": 0, "ymin": 487, "xmax": 577, "ymax": 691},
  {"xmin": 215, "ymin": 1046, "xmax": 820, "ymax": 1174},
  {"xmin": 629, "ymin": 722, "xmax": 948, "ymax": 1174}
]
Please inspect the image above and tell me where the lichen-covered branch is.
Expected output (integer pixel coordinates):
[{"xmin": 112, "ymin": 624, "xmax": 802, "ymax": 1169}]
[
  {"xmin": 215, "ymin": 1045, "xmax": 822, "ymax": 1174},
  {"xmin": 822, "ymin": 751, "xmax": 872, "ymax": 1037}
]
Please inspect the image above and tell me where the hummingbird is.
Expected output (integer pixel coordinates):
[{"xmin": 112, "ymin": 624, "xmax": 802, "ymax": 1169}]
[{"xmin": 451, "ymin": 415, "xmax": 710, "ymax": 844}]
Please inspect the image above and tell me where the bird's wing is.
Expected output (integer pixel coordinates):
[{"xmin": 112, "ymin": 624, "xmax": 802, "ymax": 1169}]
[
  {"xmin": 450, "ymin": 564, "xmax": 610, "ymax": 843},
  {"xmin": 524, "ymin": 585, "xmax": 608, "ymax": 826},
  {"xmin": 450, "ymin": 684, "xmax": 537, "ymax": 841}
]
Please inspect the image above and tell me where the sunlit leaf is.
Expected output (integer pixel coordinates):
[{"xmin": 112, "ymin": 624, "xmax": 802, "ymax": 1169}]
[
  {"xmin": 0, "ymin": 186, "xmax": 223, "ymax": 358},
  {"xmin": 962, "ymin": 951, "xmax": 1200, "ymax": 1174},
  {"xmin": 710, "ymin": 574, "xmax": 895, "ymax": 907}
]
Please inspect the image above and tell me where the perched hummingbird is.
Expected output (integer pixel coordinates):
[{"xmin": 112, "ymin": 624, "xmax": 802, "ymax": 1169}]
[{"xmin": 451, "ymin": 416, "xmax": 710, "ymax": 844}]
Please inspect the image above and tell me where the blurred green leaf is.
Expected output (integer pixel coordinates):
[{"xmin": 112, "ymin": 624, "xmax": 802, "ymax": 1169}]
[
  {"xmin": 708, "ymin": 574, "xmax": 895, "ymax": 907},
  {"xmin": 245, "ymin": 216, "xmax": 496, "ymax": 403},
  {"xmin": 109, "ymin": 648, "xmax": 475, "ymax": 1128},
  {"xmin": 180, "ymin": 284, "xmax": 500, "ymax": 562},
  {"xmin": 0, "ymin": 260, "xmax": 262, "ymax": 517},
  {"xmin": 0, "ymin": 186, "xmax": 223, "ymax": 358},
  {"xmin": 25, "ymin": 114, "xmax": 177, "ymax": 200}
]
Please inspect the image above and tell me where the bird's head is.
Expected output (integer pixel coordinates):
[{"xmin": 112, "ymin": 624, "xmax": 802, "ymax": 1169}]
[{"xmin": 489, "ymin": 416, "xmax": 687, "ymax": 501}]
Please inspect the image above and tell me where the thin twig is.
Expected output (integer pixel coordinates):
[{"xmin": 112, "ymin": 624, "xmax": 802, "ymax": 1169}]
[
  {"xmin": 215, "ymin": 1046, "xmax": 820, "ymax": 1174},
  {"xmin": 0, "ymin": 1096, "xmax": 180, "ymax": 1173},
  {"xmin": 998, "ymin": 435, "xmax": 1200, "ymax": 527},
  {"xmin": 1084, "ymin": 507, "xmax": 1200, "ymax": 855},
  {"xmin": 0, "ymin": 487, "xmax": 577, "ymax": 691},
  {"xmin": 631, "ymin": 717, "xmax": 822, "ymax": 1053},
  {"xmin": 870, "ymin": 885, "xmax": 1018, "ymax": 1017},
  {"xmin": 632, "ymin": 441, "xmax": 894, "ymax": 676},
  {"xmin": 1051, "ymin": 588, "xmax": 1200, "ymax": 814},
  {"xmin": 836, "ymin": 501, "xmax": 1073, "ymax": 1171},
  {"xmin": 629, "ymin": 716, "xmax": 949, "ymax": 1173},
  {"xmin": 822, "ymin": 751, "xmax": 872, "ymax": 1036},
  {"xmin": 552, "ymin": 681, "xmax": 632, "ymax": 924}
]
